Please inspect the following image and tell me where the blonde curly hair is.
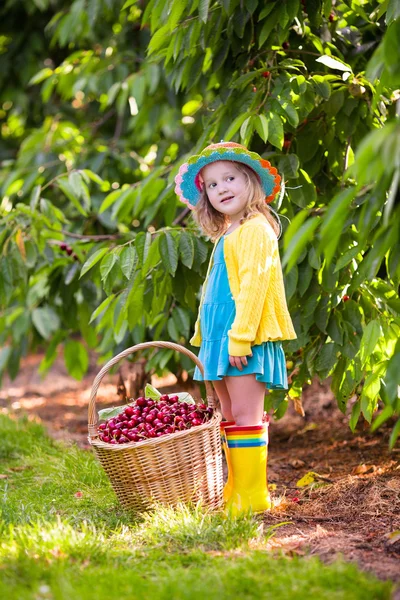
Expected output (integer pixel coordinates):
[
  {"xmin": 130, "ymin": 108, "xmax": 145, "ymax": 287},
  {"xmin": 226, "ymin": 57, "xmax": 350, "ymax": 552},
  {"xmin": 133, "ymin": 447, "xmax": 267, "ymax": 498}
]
[{"xmin": 192, "ymin": 162, "xmax": 280, "ymax": 241}]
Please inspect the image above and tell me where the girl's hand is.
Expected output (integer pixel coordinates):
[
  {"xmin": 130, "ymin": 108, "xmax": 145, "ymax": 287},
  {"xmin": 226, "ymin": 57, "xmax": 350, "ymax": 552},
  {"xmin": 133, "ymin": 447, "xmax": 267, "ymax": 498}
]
[{"xmin": 229, "ymin": 354, "xmax": 253, "ymax": 371}]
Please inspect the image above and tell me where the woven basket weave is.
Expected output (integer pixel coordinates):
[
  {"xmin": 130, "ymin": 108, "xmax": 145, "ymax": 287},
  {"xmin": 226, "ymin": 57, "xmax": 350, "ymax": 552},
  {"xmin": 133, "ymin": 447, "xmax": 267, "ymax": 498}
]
[{"xmin": 88, "ymin": 341, "xmax": 223, "ymax": 512}]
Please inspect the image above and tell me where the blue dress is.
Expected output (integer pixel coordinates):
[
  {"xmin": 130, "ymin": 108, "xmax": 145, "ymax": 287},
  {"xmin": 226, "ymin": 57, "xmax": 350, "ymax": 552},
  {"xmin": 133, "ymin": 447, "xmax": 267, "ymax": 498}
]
[{"xmin": 193, "ymin": 236, "xmax": 288, "ymax": 389}]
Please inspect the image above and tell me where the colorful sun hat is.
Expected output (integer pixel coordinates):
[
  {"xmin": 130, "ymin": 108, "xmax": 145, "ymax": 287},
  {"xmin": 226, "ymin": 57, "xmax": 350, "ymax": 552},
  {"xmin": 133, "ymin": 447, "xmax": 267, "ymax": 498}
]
[{"xmin": 174, "ymin": 141, "xmax": 281, "ymax": 209}]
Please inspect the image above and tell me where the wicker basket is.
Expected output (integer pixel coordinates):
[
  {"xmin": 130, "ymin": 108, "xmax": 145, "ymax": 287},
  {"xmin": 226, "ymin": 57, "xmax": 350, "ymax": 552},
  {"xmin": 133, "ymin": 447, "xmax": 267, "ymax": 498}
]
[{"xmin": 88, "ymin": 341, "xmax": 223, "ymax": 512}]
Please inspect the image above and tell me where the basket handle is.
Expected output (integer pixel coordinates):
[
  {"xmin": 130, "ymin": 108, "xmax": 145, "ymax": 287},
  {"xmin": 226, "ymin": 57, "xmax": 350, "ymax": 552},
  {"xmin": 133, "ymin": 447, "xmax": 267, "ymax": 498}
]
[{"xmin": 88, "ymin": 341, "xmax": 216, "ymax": 436}]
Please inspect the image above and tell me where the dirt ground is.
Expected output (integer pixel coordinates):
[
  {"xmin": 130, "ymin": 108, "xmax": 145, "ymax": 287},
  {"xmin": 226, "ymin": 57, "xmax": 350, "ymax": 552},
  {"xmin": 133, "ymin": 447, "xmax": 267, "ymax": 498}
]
[{"xmin": 1, "ymin": 352, "xmax": 399, "ymax": 590}]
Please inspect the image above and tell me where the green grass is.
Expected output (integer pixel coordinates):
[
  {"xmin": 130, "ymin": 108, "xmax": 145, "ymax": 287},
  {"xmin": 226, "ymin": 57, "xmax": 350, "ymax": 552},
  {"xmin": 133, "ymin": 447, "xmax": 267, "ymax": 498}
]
[{"xmin": 0, "ymin": 414, "xmax": 393, "ymax": 600}]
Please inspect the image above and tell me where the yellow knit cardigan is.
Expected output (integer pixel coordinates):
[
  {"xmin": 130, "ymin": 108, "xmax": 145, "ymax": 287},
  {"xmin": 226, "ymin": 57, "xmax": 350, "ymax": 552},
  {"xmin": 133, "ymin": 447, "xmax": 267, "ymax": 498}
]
[{"xmin": 190, "ymin": 214, "xmax": 297, "ymax": 356}]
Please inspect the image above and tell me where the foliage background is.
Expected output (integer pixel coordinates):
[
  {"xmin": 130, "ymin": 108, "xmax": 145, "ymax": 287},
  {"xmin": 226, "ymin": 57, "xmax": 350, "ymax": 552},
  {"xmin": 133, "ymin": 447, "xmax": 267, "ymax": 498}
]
[{"xmin": 0, "ymin": 0, "xmax": 399, "ymax": 445}]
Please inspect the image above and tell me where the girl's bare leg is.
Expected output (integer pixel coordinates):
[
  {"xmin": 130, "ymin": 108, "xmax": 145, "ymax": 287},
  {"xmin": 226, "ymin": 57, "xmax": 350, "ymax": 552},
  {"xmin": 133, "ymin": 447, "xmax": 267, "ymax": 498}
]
[
  {"xmin": 212, "ymin": 379, "xmax": 234, "ymax": 421},
  {"xmin": 224, "ymin": 374, "xmax": 265, "ymax": 426}
]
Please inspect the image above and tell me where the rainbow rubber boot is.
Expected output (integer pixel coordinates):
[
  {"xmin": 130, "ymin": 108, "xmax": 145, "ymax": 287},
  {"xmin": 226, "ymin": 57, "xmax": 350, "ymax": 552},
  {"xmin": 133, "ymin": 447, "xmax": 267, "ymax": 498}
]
[
  {"xmin": 224, "ymin": 424, "xmax": 271, "ymax": 516},
  {"xmin": 220, "ymin": 421, "xmax": 235, "ymax": 502}
]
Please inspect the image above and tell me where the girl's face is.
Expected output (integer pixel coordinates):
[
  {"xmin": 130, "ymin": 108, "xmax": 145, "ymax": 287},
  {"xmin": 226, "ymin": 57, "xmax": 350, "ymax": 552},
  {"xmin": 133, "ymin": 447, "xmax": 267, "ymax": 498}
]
[{"xmin": 201, "ymin": 161, "xmax": 249, "ymax": 223}]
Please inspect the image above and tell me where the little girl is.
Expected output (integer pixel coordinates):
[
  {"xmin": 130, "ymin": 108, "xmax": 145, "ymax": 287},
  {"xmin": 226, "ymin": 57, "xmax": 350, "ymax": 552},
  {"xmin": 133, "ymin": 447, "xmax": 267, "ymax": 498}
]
[{"xmin": 174, "ymin": 142, "xmax": 296, "ymax": 515}]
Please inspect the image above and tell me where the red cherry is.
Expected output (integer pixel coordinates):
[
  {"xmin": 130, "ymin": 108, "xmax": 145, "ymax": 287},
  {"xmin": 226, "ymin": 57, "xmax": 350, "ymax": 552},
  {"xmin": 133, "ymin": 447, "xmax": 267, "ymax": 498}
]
[
  {"xmin": 136, "ymin": 397, "xmax": 147, "ymax": 407},
  {"xmin": 125, "ymin": 406, "xmax": 135, "ymax": 417},
  {"xmin": 282, "ymin": 42, "xmax": 290, "ymax": 50},
  {"xmin": 66, "ymin": 247, "xmax": 73, "ymax": 256},
  {"xmin": 343, "ymin": 295, "xmax": 350, "ymax": 302},
  {"xmin": 160, "ymin": 394, "xmax": 170, "ymax": 401},
  {"xmin": 329, "ymin": 13, "xmax": 334, "ymax": 22},
  {"xmin": 262, "ymin": 71, "xmax": 270, "ymax": 78},
  {"xmin": 102, "ymin": 435, "xmax": 111, "ymax": 443},
  {"xmin": 252, "ymin": 86, "xmax": 257, "ymax": 92}
]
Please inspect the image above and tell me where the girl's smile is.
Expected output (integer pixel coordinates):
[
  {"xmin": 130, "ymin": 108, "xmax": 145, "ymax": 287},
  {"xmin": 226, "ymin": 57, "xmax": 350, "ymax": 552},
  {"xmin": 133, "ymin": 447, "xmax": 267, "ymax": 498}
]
[{"xmin": 201, "ymin": 161, "xmax": 248, "ymax": 223}]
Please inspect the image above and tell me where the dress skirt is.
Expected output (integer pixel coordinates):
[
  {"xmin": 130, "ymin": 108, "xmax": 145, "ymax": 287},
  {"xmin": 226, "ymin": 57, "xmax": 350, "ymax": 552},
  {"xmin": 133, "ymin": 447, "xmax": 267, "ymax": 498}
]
[{"xmin": 193, "ymin": 237, "xmax": 288, "ymax": 389}]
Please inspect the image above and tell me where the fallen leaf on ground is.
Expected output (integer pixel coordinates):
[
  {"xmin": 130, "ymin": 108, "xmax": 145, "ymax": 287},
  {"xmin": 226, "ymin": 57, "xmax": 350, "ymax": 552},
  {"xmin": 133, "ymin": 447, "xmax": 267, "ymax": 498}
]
[
  {"xmin": 296, "ymin": 471, "xmax": 321, "ymax": 487},
  {"xmin": 9, "ymin": 465, "xmax": 31, "ymax": 472},
  {"xmin": 385, "ymin": 531, "xmax": 400, "ymax": 546},
  {"xmin": 296, "ymin": 471, "xmax": 332, "ymax": 487},
  {"xmin": 352, "ymin": 464, "xmax": 375, "ymax": 475},
  {"xmin": 0, "ymin": 474, "xmax": 8, "ymax": 479},
  {"xmin": 289, "ymin": 459, "xmax": 306, "ymax": 469}
]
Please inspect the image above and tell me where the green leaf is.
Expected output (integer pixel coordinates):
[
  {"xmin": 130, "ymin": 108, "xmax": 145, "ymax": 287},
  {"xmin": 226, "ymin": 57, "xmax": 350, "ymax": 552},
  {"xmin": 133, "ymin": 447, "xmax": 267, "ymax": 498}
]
[
  {"xmin": 311, "ymin": 75, "xmax": 331, "ymax": 100},
  {"xmin": 127, "ymin": 280, "xmax": 145, "ymax": 328},
  {"xmin": 349, "ymin": 400, "xmax": 361, "ymax": 432},
  {"xmin": 64, "ymin": 340, "xmax": 89, "ymax": 380},
  {"xmin": 389, "ymin": 418, "xmax": 400, "ymax": 450},
  {"xmin": 283, "ymin": 217, "xmax": 320, "ymax": 272},
  {"xmin": 224, "ymin": 113, "xmax": 250, "ymax": 141},
  {"xmin": 315, "ymin": 343, "xmax": 338, "ymax": 378},
  {"xmin": 80, "ymin": 248, "xmax": 108, "ymax": 278},
  {"xmin": 148, "ymin": 23, "xmax": 169, "ymax": 55},
  {"xmin": 316, "ymin": 55, "xmax": 352, "ymax": 72},
  {"xmin": 283, "ymin": 209, "xmax": 309, "ymax": 250},
  {"xmin": 172, "ymin": 306, "xmax": 190, "ymax": 339},
  {"xmin": 254, "ymin": 114, "xmax": 269, "ymax": 142},
  {"xmin": 383, "ymin": 345, "xmax": 400, "ymax": 402},
  {"xmin": 30, "ymin": 185, "xmax": 41, "ymax": 211},
  {"xmin": 361, "ymin": 363, "xmax": 387, "ymax": 422},
  {"xmin": 89, "ymin": 294, "xmax": 116, "ymax": 324},
  {"xmin": 99, "ymin": 189, "xmax": 122, "ymax": 214},
  {"xmin": 160, "ymin": 232, "xmax": 178, "ymax": 276},
  {"xmin": 120, "ymin": 245, "xmax": 136, "ymax": 279},
  {"xmin": 122, "ymin": 0, "xmax": 137, "ymax": 10},
  {"xmin": 68, "ymin": 171, "xmax": 83, "ymax": 199},
  {"xmin": 199, "ymin": 0, "xmax": 210, "ymax": 22},
  {"xmin": 175, "ymin": 392, "xmax": 196, "ymax": 404},
  {"xmin": 259, "ymin": 13, "xmax": 277, "ymax": 47},
  {"xmin": 135, "ymin": 231, "xmax": 151, "ymax": 265},
  {"xmin": 142, "ymin": 236, "xmax": 161, "ymax": 273},
  {"xmin": 32, "ymin": 306, "xmax": 60, "ymax": 340},
  {"xmin": 28, "ymin": 68, "xmax": 53, "ymax": 85},
  {"xmin": 386, "ymin": 0, "xmax": 400, "ymax": 24},
  {"xmin": 278, "ymin": 154, "xmax": 300, "ymax": 179},
  {"xmin": 100, "ymin": 253, "xmax": 119, "ymax": 282},
  {"xmin": 58, "ymin": 179, "xmax": 87, "ymax": 216},
  {"xmin": 371, "ymin": 405, "xmax": 394, "ymax": 432},
  {"xmin": 240, "ymin": 116, "xmax": 253, "ymax": 144},
  {"xmin": 359, "ymin": 320, "xmax": 383, "ymax": 368},
  {"xmin": 334, "ymin": 246, "xmax": 361, "ymax": 272},
  {"xmin": 145, "ymin": 383, "xmax": 162, "ymax": 400},
  {"xmin": 179, "ymin": 230, "xmax": 195, "ymax": 269},
  {"xmin": 0, "ymin": 347, "xmax": 11, "ymax": 376},
  {"xmin": 319, "ymin": 188, "xmax": 355, "ymax": 265},
  {"xmin": 81, "ymin": 170, "xmax": 104, "ymax": 186},
  {"xmin": 267, "ymin": 112, "xmax": 284, "ymax": 149},
  {"xmin": 98, "ymin": 405, "xmax": 127, "ymax": 420}
]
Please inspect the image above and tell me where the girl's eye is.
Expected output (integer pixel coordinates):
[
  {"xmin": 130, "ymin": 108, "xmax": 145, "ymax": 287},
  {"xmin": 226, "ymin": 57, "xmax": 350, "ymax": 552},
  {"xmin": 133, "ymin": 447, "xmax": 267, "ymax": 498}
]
[
  {"xmin": 209, "ymin": 183, "xmax": 216, "ymax": 188},
  {"xmin": 227, "ymin": 176, "xmax": 234, "ymax": 182}
]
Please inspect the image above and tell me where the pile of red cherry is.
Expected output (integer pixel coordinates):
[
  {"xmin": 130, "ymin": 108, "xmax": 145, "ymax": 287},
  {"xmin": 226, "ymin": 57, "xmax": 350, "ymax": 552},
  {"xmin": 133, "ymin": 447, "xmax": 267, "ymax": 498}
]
[{"xmin": 98, "ymin": 394, "xmax": 213, "ymax": 444}]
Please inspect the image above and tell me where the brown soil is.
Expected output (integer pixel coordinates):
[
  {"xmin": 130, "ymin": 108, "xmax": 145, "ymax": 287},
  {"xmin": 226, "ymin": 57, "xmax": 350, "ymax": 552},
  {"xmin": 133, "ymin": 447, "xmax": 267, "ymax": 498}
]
[{"xmin": 1, "ymin": 353, "xmax": 399, "ymax": 589}]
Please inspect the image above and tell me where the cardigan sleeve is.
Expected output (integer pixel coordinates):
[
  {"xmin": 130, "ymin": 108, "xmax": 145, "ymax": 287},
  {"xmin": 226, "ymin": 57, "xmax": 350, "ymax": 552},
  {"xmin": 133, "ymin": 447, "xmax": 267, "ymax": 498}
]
[{"xmin": 228, "ymin": 223, "xmax": 275, "ymax": 356}]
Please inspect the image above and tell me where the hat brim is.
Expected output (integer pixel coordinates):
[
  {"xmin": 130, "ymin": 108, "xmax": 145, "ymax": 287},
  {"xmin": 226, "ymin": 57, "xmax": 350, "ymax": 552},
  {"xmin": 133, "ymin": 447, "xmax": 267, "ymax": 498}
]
[{"xmin": 174, "ymin": 147, "xmax": 281, "ymax": 208}]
